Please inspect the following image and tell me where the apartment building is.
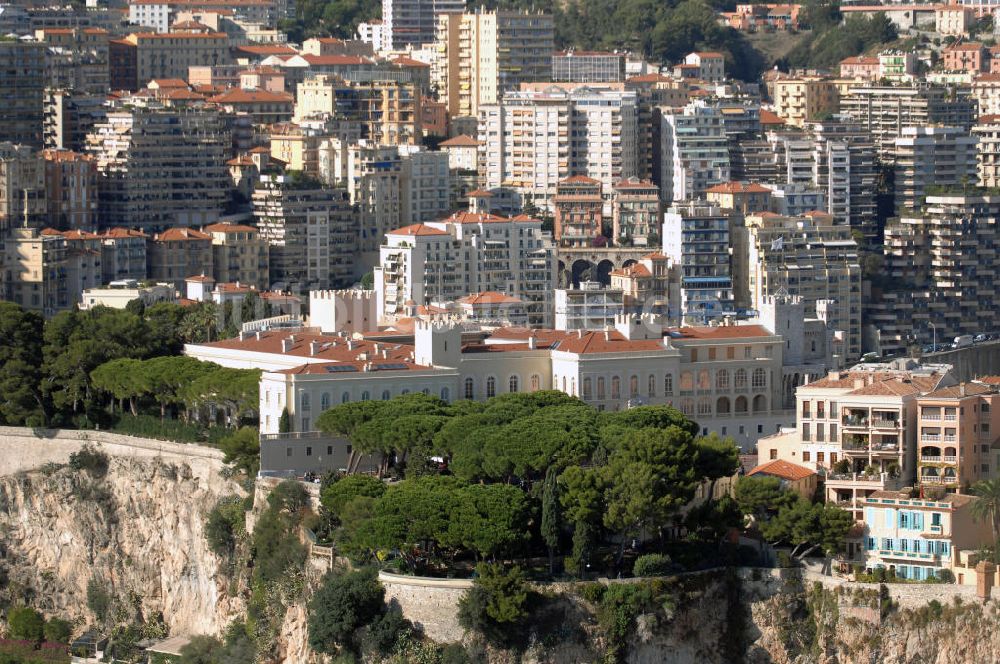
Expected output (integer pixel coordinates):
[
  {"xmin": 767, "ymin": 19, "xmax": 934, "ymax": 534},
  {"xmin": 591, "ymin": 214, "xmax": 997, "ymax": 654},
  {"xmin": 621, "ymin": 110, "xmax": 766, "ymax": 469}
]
[
  {"xmin": 705, "ymin": 181, "xmax": 772, "ymax": 216},
  {"xmin": 916, "ymin": 382, "xmax": 1000, "ymax": 493},
  {"xmin": 478, "ymin": 86, "xmax": 639, "ymax": 212},
  {"xmin": 893, "ymin": 126, "xmax": 978, "ymax": 213},
  {"xmin": 433, "ymin": 10, "xmax": 554, "ymax": 119},
  {"xmin": 206, "ymin": 88, "xmax": 294, "ymax": 125},
  {"xmin": 1, "ymin": 227, "xmax": 68, "ymax": 316},
  {"xmin": 99, "ymin": 228, "xmax": 148, "ymax": 283},
  {"xmin": 867, "ymin": 195, "xmax": 1000, "ymax": 355},
  {"xmin": 771, "ymin": 76, "xmax": 839, "ymax": 127},
  {"xmin": 758, "ymin": 364, "xmax": 954, "ymax": 519},
  {"xmin": 552, "ymin": 51, "xmax": 625, "ymax": 83},
  {"xmin": 398, "ymin": 144, "xmax": 451, "ymax": 226},
  {"xmin": 971, "ymin": 74, "xmax": 1000, "ymax": 116},
  {"xmin": 859, "ymin": 490, "xmax": 991, "ymax": 582},
  {"xmin": 768, "ymin": 183, "xmax": 826, "ymax": 218},
  {"xmin": 43, "ymin": 90, "xmax": 106, "ymax": 153},
  {"xmin": 86, "ymin": 105, "xmax": 229, "ymax": 230},
  {"xmin": 203, "ymin": 222, "xmax": 268, "ymax": 289},
  {"xmin": 553, "ymin": 176, "xmax": 604, "ymax": 248},
  {"xmin": 252, "ymin": 174, "xmax": 356, "ymax": 290},
  {"xmin": 439, "ymin": 134, "xmax": 478, "ymax": 172},
  {"xmin": 554, "ymin": 281, "xmax": 624, "ymax": 330},
  {"xmin": 146, "ymin": 227, "xmax": 213, "ymax": 288},
  {"xmin": 684, "ymin": 52, "xmax": 725, "ymax": 82},
  {"xmin": 611, "ymin": 178, "xmax": 661, "ymax": 246},
  {"xmin": 662, "ymin": 200, "xmax": 738, "ymax": 321},
  {"xmin": 373, "ymin": 211, "xmax": 556, "ymax": 326},
  {"xmin": 936, "ymin": 4, "xmax": 976, "ymax": 35},
  {"xmin": 382, "ymin": 0, "xmax": 467, "ymax": 49},
  {"xmin": 659, "ymin": 103, "xmax": 731, "ymax": 203},
  {"xmin": 0, "ymin": 40, "xmax": 46, "ymax": 148},
  {"xmin": 974, "ymin": 116, "xmax": 1000, "ymax": 187},
  {"xmin": 110, "ymin": 32, "xmax": 231, "ymax": 91},
  {"xmin": 295, "ymin": 75, "xmax": 422, "ymax": 145},
  {"xmin": 187, "ymin": 314, "xmax": 789, "ymax": 450},
  {"xmin": 0, "ymin": 143, "xmax": 47, "ymax": 233},
  {"xmin": 35, "ymin": 27, "xmax": 110, "ymax": 95},
  {"xmin": 840, "ymin": 84, "xmax": 976, "ymax": 160},
  {"xmin": 609, "ymin": 252, "xmax": 675, "ymax": 319},
  {"xmin": 40, "ymin": 149, "xmax": 98, "ymax": 232},
  {"xmin": 46, "ymin": 228, "xmax": 102, "ymax": 300},
  {"xmin": 942, "ymin": 42, "xmax": 988, "ymax": 73},
  {"xmin": 737, "ymin": 211, "xmax": 862, "ymax": 359}
]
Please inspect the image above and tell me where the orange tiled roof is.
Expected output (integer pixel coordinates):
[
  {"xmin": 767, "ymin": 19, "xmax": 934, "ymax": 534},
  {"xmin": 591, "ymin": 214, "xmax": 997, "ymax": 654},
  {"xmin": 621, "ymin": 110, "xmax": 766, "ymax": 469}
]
[
  {"xmin": 440, "ymin": 134, "xmax": 478, "ymax": 147},
  {"xmin": 458, "ymin": 292, "xmax": 522, "ymax": 305},
  {"xmin": 706, "ymin": 181, "xmax": 772, "ymax": 194},
  {"xmin": 748, "ymin": 459, "xmax": 816, "ymax": 481},
  {"xmin": 388, "ymin": 223, "xmax": 449, "ymax": 236},
  {"xmin": 154, "ymin": 227, "xmax": 211, "ymax": 241},
  {"xmin": 207, "ymin": 88, "xmax": 293, "ymax": 103},
  {"xmin": 203, "ymin": 222, "xmax": 257, "ymax": 233}
]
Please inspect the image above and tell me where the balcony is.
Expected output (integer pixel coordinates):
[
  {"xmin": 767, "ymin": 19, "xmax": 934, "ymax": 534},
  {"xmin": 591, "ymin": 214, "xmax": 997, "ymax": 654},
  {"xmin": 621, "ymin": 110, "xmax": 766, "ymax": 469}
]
[
  {"xmin": 877, "ymin": 549, "xmax": 940, "ymax": 563},
  {"xmin": 825, "ymin": 472, "xmax": 904, "ymax": 491},
  {"xmin": 923, "ymin": 524, "xmax": 944, "ymax": 536},
  {"xmin": 871, "ymin": 418, "xmax": 900, "ymax": 430},
  {"xmin": 843, "ymin": 415, "xmax": 869, "ymax": 429}
]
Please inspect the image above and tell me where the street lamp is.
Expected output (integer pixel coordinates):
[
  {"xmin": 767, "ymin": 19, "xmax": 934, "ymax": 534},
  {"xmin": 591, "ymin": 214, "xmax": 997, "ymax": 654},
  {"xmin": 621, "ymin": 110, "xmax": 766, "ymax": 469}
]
[{"xmin": 928, "ymin": 321, "xmax": 937, "ymax": 352}]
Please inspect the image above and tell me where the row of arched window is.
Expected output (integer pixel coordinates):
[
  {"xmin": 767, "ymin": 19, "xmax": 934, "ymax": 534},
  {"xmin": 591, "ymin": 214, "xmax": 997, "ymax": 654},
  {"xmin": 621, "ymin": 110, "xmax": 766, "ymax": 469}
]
[
  {"xmin": 301, "ymin": 386, "xmax": 452, "ymax": 411},
  {"xmin": 569, "ymin": 368, "xmax": 769, "ymax": 402},
  {"xmin": 463, "ymin": 374, "xmax": 542, "ymax": 399}
]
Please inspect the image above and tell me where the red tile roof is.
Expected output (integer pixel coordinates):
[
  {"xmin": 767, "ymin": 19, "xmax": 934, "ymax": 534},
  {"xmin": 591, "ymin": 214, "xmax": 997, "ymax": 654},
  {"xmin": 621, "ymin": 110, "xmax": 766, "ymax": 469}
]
[
  {"xmin": 203, "ymin": 222, "xmax": 257, "ymax": 233},
  {"xmin": 458, "ymin": 292, "xmax": 522, "ymax": 305},
  {"xmin": 748, "ymin": 459, "xmax": 816, "ymax": 481},
  {"xmin": 560, "ymin": 175, "xmax": 601, "ymax": 185},
  {"xmin": 440, "ymin": 134, "xmax": 478, "ymax": 147},
  {"xmin": 387, "ymin": 223, "xmax": 449, "ymax": 236},
  {"xmin": 302, "ymin": 54, "xmax": 373, "ymax": 66},
  {"xmin": 207, "ymin": 88, "xmax": 293, "ymax": 103},
  {"xmin": 154, "ymin": 227, "xmax": 211, "ymax": 241},
  {"xmin": 706, "ymin": 181, "xmax": 772, "ymax": 194}
]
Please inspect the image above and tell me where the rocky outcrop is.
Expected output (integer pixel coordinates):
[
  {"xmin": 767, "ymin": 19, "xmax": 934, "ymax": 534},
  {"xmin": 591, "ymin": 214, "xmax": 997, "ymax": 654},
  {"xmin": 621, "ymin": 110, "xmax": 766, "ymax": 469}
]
[{"xmin": 0, "ymin": 453, "xmax": 246, "ymax": 636}]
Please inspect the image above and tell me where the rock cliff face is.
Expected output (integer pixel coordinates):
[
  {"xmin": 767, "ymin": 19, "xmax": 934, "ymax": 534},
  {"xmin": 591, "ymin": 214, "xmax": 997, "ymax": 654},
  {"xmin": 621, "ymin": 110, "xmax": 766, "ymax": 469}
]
[{"xmin": 0, "ymin": 454, "xmax": 246, "ymax": 636}]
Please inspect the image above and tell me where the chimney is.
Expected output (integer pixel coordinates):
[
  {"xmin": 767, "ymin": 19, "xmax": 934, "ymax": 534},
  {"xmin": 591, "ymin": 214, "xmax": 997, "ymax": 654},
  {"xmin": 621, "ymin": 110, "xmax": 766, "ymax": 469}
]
[
  {"xmin": 281, "ymin": 338, "xmax": 293, "ymax": 352},
  {"xmin": 528, "ymin": 336, "xmax": 536, "ymax": 350},
  {"xmin": 310, "ymin": 340, "xmax": 320, "ymax": 356},
  {"xmin": 255, "ymin": 330, "xmax": 262, "ymax": 340},
  {"xmin": 347, "ymin": 340, "xmax": 355, "ymax": 351},
  {"xmin": 577, "ymin": 329, "xmax": 584, "ymax": 338},
  {"xmin": 604, "ymin": 329, "xmax": 611, "ymax": 341},
  {"xmin": 961, "ymin": 384, "xmax": 967, "ymax": 396},
  {"xmin": 239, "ymin": 330, "xmax": 249, "ymax": 341}
]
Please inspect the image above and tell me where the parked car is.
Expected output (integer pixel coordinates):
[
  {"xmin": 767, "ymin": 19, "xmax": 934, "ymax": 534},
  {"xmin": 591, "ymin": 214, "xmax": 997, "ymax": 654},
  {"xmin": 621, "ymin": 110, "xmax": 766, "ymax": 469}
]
[
  {"xmin": 953, "ymin": 335, "xmax": 974, "ymax": 349},
  {"xmin": 975, "ymin": 334, "xmax": 989, "ymax": 343}
]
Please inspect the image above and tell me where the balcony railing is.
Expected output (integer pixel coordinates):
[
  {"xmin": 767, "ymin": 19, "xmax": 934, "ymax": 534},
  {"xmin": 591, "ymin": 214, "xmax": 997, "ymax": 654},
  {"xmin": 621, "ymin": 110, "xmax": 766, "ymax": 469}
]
[
  {"xmin": 920, "ymin": 475, "xmax": 958, "ymax": 485},
  {"xmin": 921, "ymin": 435, "xmax": 941, "ymax": 443},
  {"xmin": 877, "ymin": 549, "xmax": 939, "ymax": 562},
  {"xmin": 871, "ymin": 418, "xmax": 900, "ymax": 429},
  {"xmin": 843, "ymin": 416, "xmax": 869, "ymax": 427},
  {"xmin": 921, "ymin": 455, "xmax": 942, "ymax": 462}
]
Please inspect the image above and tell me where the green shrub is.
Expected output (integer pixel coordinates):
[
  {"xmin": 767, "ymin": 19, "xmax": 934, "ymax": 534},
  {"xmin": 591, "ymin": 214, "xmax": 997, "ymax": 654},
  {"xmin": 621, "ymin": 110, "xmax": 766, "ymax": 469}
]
[
  {"xmin": 6, "ymin": 606, "xmax": 44, "ymax": 641},
  {"xmin": 776, "ymin": 551, "xmax": 793, "ymax": 568},
  {"xmin": 68, "ymin": 445, "xmax": 108, "ymax": 477},
  {"xmin": 42, "ymin": 617, "xmax": 72, "ymax": 644},
  {"xmin": 458, "ymin": 564, "xmax": 529, "ymax": 647},
  {"xmin": 597, "ymin": 583, "xmax": 652, "ymax": 660},
  {"xmin": 86, "ymin": 577, "xmax": 111, "ymax": 623},
  {"xmin": 360, "ymin": 605, "xmax": 411, "ymax": 657},
  {"xmin": 937, "ymin": 569, "xmax": 955, "ymax": 583},
  {"xmin": 307, "ymin": 569, "xmax": 385, "ymax": 655},
  {"xmin": 577, "ymin": 582, "xmax": 606, "ymax": 603},
  {"xmin": 204, "ymin": 497, "xmax": 246, "ymax": 559},
  {"xmin": 111, "ymin": 414, "xmax": 231, "ymax": 445},
  {"xmin": 633, "ymin": 553, "xmax": 672, "ymax": 577}
]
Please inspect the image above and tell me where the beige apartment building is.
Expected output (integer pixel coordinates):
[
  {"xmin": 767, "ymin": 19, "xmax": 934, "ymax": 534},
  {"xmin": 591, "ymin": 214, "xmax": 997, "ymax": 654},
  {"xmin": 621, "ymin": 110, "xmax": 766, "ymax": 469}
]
[
  {"xmin": 203, "ymin": 222, "xmax": 269, "ymax": 289},
  {"xmin": 893, "ymin": 126, "xmax": 978, "ymax": 213},
  {"xmin": 1, "ymin": 227, "xmax": 69, "ymax": 316},
  {"xmin": 432, "ymin": 10, "xmax": 554, "ymax": 119},
  {"xmin": 759, "ymin": 364, "xmax": 955, "ymax": 519},
  {"xmin": 611, "ymin": 178, "xmax": 661, "ymax": 246},
  {"xmin": 111, "ymin": 32, "xmax": 231, "ymax": 90},
  {"xmin": 916, "ymin": 382, "xmax": 1000, "ymax": 493},
  {"xmin": 295, "ymin": 75, "xmax": 422, "ymax": 145},
  {"xmin": 0, "ymin": 143, "xmax": 47, "ymax": 232},
  {"xmin": 147, "ymin": 227, "xmax": 214, "ymax": 288},
  {"xmin": 40, "ymin": 149, "xmax": 98, "ymax": 232},
  {"xmin": 771, "ymin": 76, "xmax": 839, "ymax": 127},
  {"xmin": 736, "ymin": 211, "xmax": 862, "ymax": 359}
]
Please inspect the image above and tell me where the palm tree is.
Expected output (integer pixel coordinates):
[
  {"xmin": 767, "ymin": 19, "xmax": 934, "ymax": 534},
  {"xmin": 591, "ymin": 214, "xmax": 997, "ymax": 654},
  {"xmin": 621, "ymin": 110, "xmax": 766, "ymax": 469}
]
[{"xmin": 970, "ymin": 479, "xmax": 1000, "ymax": 541}]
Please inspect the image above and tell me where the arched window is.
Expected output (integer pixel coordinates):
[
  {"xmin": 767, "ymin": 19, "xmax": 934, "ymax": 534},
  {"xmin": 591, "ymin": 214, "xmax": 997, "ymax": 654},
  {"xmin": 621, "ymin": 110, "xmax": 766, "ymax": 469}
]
[
  {"xmin": 698, "ymin": 370, "xmax": 711, "ymax": 390},
  {"xmin": 570, "ymin": 377, "xmax": 576, "ymax": 396},
  {"xmin": 530, "ymin": 374, "xmax": 541, "ymax": 392},
  {"xmin": 648, "ymin": 374, "xmax": 656, "ymax": 398},
  {"xmin": 320, "ymin": 393, "xmax": 331, "ymax": 410},
  {"xmin": 680, "ymin": 398, "xmax": 694, "ymax": 415},
  {"xmin": 597, "ymin": 377, "xmax": 606, "ymax": 399},
  {"xmin": 680, "ymin": 371, "xmax": 694, "ymax": 391},
  {"xmin": 487, "ymin": 376, "xmax": 496, "ymax": 398},
  {"xmin": 583, "ymin": 377, "xmax": 593, "ymax": 399},
  {"xmin": 381, "ymin": 390, "xmax": 391, "ymax": 400},
  {"xmin": 401, "ymin": 389, "xmax": 410, "ymax": 395},
  {"xmin": 561, "ymin": 376, "xmax": 567, "ymax": 392},
  {"xmin": 440, "ymin": 387, "xmax": 450, "ymax": 401},
  {"xmin": 629, "ymin": 375, "xmax": 639, "ymax": 398},
  {"xmin": 716, "ymin": 370, "xmax": 729, "ymax": 391},
  {"xmin": 361, "ymin": 391, "xmax": 370, "ymax": 401},
  {"xmin": 464, "ymin": 377, "xmax": 474, "ymax": 400},
  {"xmin": 664, "ymin": 374, "xmax": 673, "ymax": 396},
  {"xmin": 735, "ymin": 395, "xmax": 748, "ymax": 413},
  {"xmin": 341, "ymin": 391, "xmax": 350, "ymax": 403},
  {"xmin": 698, "ymin": 399, "xmax": 712, "ymax": 415},
  {"xmin": 300, "ymin": 392, "xmax": 311, "ymax": 412},
  {"xmin": 717, "ymin": 396, "xmax": 731, "ymax": 414},
  {"xmin": 611, "ymin": 376, "xmax": 621, "ymax": 399},
  {"xmin": 735, "ymin": 369, "xmax": 748, "ymax": 389},
  {"xmin": 752, "ymin": 368, "xmax": 767, "ymax": 389},
  {"xmin": 509, "ymin": 375, "xmax": 519, "ymax": 393},
  {"xmin": 422, "ymin": 388, "xmax": 430, "ymax": 395}
]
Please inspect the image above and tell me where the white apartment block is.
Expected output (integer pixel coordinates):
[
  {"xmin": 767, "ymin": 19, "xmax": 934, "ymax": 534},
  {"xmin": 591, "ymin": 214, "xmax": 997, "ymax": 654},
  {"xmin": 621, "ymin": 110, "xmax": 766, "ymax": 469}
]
[
  {"xmin": 373, "ymin": 211, "xmax": 556, "ymax": 327},
  {"xmin": 185, "ymin": 315, "xmax": 791, "ymax": 451},
  {"xmin": 478, "ymin": 86, "xmax": 639, "ymax": 212},
  {"xmin": 382, "ymin": 0, "xmax": 467, "ymax": 50},
  {"xmin": 973, "ymin": 117, "xmax": 1000, "ymax": 187},
  {"xmin": 554, "ymin": 281, "xmax": 625, "ymax": 330},
  {"xmin": 893, "ymin": 126, "xmax": 978, "ymax": 213},
  {"xmin": 128, "ymin": 2, "xmax": 169, "ymax": 32},
  {"xmin": 433, "ymin": 10, "xmax": 554, "ymax": 119},
  {"xmin": 357, "ymin": 21, "xmax": 388, "ymax": 52},
  {"xmin": 660, "ymin": 102, "xmax": 731, "ymax": 203}
]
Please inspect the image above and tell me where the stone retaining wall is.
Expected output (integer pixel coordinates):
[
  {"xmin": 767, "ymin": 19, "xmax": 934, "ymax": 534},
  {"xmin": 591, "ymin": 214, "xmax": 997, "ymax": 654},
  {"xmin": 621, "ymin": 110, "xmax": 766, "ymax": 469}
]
[
  {"xmin": 378, "ymin": 571, "xmax": 474, "ymax": 643},
  {"xmin": 0, "ymin": 426, "xmax": 225, "ymax": 479}
]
